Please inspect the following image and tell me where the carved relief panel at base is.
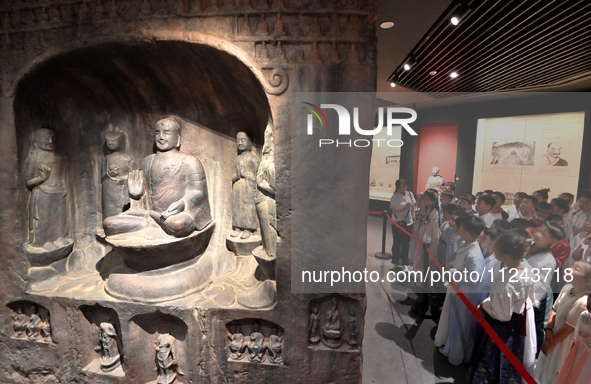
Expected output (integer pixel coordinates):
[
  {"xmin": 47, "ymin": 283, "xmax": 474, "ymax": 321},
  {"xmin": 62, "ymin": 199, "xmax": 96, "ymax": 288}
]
[
  {"xmin": 8, "ymin": 301, "xmax": 53, "ymax": 343},
  {"xmin": 226, "ymin": 319, "xmax": 285, "ymax": 365},
  {"xmin": 308, "ymin": 295, "xmax": 361, "ymax": 351}
]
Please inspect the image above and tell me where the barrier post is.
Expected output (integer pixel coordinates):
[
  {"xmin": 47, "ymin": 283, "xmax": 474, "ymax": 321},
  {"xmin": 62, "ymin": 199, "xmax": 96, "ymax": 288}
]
[
  {"xmin": 375, "ymin": 210, "xmax": 392, "ymax": 259},
  {"xmin": 411, "ymin": 243, "xmax": 432, "ymax": 318}
]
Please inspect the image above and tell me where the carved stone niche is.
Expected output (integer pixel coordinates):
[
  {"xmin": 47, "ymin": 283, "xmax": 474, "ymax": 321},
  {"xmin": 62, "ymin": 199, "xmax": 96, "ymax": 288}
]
[
  {"xmin": 130, "ymin": 312, "xmax": 190, "ymax": 384},
  {"xmin": 14, "ymin": 40, "xmax": 273, "ymax": 304},
  {"xmin": 7, "ymin": 300, "xmax": 53, "ymax": 343},
  {"xmin": 226, "ymin": 318, "xmax": 285, "ymax": 365},
  {"xmin": 308, "ymin": 295, "xmax": 362, "ymax": 351},
  {"xmin": 79, "ymin": 304, "xmax": 125, "ymax": 379}
]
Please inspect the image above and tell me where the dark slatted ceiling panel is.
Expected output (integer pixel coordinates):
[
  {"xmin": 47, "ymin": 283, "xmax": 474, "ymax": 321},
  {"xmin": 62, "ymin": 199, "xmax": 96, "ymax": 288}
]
[{"xmin": 388, "ymin": 0, "xmax": 591, "ymax": 94}]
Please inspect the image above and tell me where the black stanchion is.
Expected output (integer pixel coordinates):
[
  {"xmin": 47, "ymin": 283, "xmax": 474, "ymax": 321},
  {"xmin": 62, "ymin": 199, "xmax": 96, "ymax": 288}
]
[
  {"xmin": 375, "ymin": 210, "xmax": 392, "ymax": 259},
  {"xmin": 411, "ymin": 243, "xmax": 432, "ymax": 319}
]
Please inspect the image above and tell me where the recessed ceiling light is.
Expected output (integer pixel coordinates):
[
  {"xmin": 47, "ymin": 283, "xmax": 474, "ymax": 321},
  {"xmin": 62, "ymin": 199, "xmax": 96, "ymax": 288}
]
[
  {"xmin": 450, "ymin": 72, "xmax": 459, "ymax": 78},
  {"xmin": 390, "ymin": 82, "xmax": 396, "ymax": 88},
  {"xmin": 450, "ymin": 5, "xmax": 470, "ymax": 26},
  {"xmin": 403, "ymin": 64, "xmax": 411, "ymax": 71},
  {"xmin": 429, "ymin": 70, "xmax": 437, "ymax": 76},
  {"xmin": 380, "ymin": 22, "xmax": 395, "ymax": 29}
]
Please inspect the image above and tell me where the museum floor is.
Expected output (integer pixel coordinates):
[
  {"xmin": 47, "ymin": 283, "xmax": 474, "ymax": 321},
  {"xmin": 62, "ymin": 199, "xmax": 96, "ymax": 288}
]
[{"xmin": 362, "ymin": 215, "xmax": 468, "ymax": 384}]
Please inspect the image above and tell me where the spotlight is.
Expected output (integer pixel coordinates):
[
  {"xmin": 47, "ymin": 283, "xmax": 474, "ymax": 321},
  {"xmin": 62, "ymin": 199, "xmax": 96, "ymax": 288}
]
[
  {"xmin": 403, "ymin": 57, "xmax": 417, "ymax": 71},
  {"xmin": 450, "ymin": 72, "xmax": 459, "ymax": 79},
  {"xmin": 450, "ymin": 4, "xmax": 470, "ymax": 26},
  {"xmin": 429, "ymin": 70, "xmax": 437, "ymax": 76},
  {"xmin": 387, "ymin": 74, "xmax": 398, "ymax": 87}
]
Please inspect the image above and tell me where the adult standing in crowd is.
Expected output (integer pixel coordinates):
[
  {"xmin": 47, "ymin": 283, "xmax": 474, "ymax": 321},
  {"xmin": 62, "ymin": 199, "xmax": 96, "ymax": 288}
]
[{"xmin": 389, "ymin": 179, "xmax": 415, "ymax": 272}]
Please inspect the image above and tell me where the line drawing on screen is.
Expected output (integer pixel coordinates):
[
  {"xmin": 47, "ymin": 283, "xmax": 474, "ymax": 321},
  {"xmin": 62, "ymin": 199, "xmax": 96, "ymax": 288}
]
[{"xmin": 490, "ymin": 141, "xmax": 535, "ymax": 166}]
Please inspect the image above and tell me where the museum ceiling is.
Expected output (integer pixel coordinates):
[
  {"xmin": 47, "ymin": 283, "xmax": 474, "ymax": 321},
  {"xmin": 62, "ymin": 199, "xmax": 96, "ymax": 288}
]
[{"xmin": 378, "ymin": 0, "xmax": 591, "ymax": 103}]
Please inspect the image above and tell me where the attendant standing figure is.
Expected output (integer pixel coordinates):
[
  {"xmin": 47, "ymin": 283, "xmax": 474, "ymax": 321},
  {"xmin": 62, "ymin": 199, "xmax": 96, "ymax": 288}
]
[
  {"xmin": 101, "ymin": 131, "xmax": 136, "ymax": 219},
  {"xmin": 155, "ymin": 334, "xmax": 184, "ymax": 384},
  {"xmin": 255, "ymin": 122, "xmax": 277, "ymax": 258},
  {"xmin": 230, "ymin": 132, "xmax": 260, "ymax": 240},
  {"xmin": 309, "ymin": 304, "xmax": 321, "ymax": 344},
  {"xmin": 25, "ymin": 129, "xmax": 69, "ymax": 249}
]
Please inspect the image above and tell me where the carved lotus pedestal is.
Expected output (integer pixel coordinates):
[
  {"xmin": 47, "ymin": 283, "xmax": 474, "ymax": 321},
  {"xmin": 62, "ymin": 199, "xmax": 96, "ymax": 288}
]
[
  {"xmin": 104, "ymin": 223, "xmax": 215, "ymax": 303},
  {"xmin": 252, "ymin": 245, "xmax": 276, "ymax": 281},
  {"xmin": 24, "ymin": 238, "xmax": 74, "ymax": 267},
  {"xmin": 226, "ymin": 233, "xmax": 261, "ymax": 256}
]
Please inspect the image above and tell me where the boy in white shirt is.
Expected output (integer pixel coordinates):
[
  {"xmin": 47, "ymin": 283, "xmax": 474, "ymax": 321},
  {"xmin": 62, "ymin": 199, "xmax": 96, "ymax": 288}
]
[{"xmin": 475, "ymin": 195, "xmax": 496, "ymax": 228}]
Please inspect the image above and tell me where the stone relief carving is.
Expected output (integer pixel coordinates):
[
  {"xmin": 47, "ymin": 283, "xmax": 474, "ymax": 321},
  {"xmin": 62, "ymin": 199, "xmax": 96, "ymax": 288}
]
[
  {"xmin": 24, "ymin": 128, "xmax": 73, "ymax": 266},
  {"xmin": 347, "ymin": 306, "xmax": 359, "ymax": 347},
  {"xmin": 103, "ymin": 117, "xmax": 214, "ymax": 272},
  {"xmin": 308, "ymin": 296, "xmax": 361, "ymax": 351},
  {"xmin": 246, "ymin": 322, "xmax": 265, "ymax": 362},
  {"xmin": 322, "ymin": 298, "xmax": 342, "ymax": 348},
  {"xmin": 227, "ymin": 130, "xmax": 262, "ymax": 256},
  {"xmin": 228, "ymin": 326, "xmax": 247, "ymax": 360},
  {"xmin": 104, "ymin": 117, "xmax": 212, "ymax": 239},
  {"xmin": 226, "ymin": 319, "xmax": 284, "ymax": 365},
  {"xmin": 9, "ymin": 302, "xmax": 53, "ymax": 343},
  {"xmin": 308, "ymin": 303, "xmax": 321, "ymax": 344},
  {"xmin": 101, "ymin": 131, "xmax": 136, "ymax": 220},
  {"xmin": 230, "ymin": 132, "xmax": 260, "ymax": 240},
  {"xmin": 267, "ymin": 326, "xmax": 284, "ymax": 364},
  {"xmin": 252, "ymin": 120, "xmax": 277, "ymax": 279},
  {"xmin": 95, "ymin": 322, "xmax": 122, "ymax": 373},
  {"xmin": 155, "ymin": 333, "xmax": 184, "ymax": 384}
]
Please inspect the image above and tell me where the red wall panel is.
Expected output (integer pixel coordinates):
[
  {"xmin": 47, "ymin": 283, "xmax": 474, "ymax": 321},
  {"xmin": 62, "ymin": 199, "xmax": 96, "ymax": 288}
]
[{"xmin": 415, "ymin": 123, "xmax": 459, "ymax": 193}]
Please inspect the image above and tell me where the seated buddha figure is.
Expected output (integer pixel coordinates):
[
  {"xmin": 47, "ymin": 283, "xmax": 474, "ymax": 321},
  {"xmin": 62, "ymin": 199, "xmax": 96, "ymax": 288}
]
[{"xmin": 103, "ymin": 117, "xmax": 212, "ymax": 239}]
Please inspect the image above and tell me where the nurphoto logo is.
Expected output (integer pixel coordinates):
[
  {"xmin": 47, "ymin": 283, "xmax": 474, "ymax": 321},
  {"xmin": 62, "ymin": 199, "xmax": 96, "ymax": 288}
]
[{"xmin": 303, "ymin": 102, "xmax": 418, "ymax": 148}]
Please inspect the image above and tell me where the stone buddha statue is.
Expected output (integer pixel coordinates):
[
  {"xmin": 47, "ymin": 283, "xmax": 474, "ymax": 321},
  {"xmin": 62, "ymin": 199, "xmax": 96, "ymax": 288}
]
[{"xmin": 103, "ymin": 117, "xmax": 212, "ymax": 239}]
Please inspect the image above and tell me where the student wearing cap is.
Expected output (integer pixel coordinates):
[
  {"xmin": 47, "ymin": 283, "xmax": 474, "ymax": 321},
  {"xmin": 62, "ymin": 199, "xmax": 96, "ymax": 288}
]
[{"xmin": 457, "ymin": 195, "xmax": 477, "ymax": 216}]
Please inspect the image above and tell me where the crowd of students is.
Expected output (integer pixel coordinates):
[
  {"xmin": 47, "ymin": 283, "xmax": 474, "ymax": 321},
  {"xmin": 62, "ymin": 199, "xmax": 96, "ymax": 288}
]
[{"xmin": 388, "ymin": 181, "xmax": 591, "ymax": 384}]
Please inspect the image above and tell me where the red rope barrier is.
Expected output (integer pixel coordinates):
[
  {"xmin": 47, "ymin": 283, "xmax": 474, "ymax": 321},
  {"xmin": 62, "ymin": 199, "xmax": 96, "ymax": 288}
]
[
  {"xmin": 387, "ymin": 214, "xmax": 537, "ymax": 384},
  {"xmin": 368, "ymin": 211, "xmax": 384, "ymax": 215}
]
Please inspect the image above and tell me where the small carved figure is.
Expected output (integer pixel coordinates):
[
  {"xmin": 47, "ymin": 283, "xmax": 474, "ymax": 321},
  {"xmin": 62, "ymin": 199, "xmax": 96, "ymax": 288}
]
[
  {"xmin": 26, "ymin": 305, "xmax": 42, "ymax": 340},
  {"xmin": 322, "ymin": 298, "xmax": 342, "ymax": 348},
  {"xmin": 155, "ymin": 334, "xmax": 184, "ymax": 384},
  {"xmin": 247, "ymin": 322, "xmax": 265, "ymax": 362},
  {"xmin": 102, "ymin": 131, "xmax": 136, "ymax": 219},
  {"xmin": 227, "ymin": 326, "xmax": 246, "ymax": 360},
  {"xmin": 103, "ymin": 117, "xmax": 212, "ymax": 238},
  {"xmin": 309, "ymin": 304, "xmax": 321, "ymax": 344},
  {"xmin": 347, "ymin": 306, "xmax": 359, "ymax": 347},
  {"xmin": 255, "ymin": 122, "xmax": 277, "ymax": 258},
  {"xmin": 230, "ymin": 132, "xmax": 260, "ymax": 240},
  {"xmin": 256, "ymin": 15, "xmax": 268, "ymax": 35},
  {"xmin": 267, "ymin": 327, "xmax": 284, "ymax": 364},
  {"xmin": 11, "ymin": 307, "xmax": 28, "ymax": 337},
  {"xmin": 25, "ymin": 129, "xmax": 70, "ymax": 249},
  {"xmin": 95, "ymin": 322, "xmax": 121, "ymax": 372},
  {"xmin": 40, "ymin": 317, "xmax": 52, "ymax": 341}
]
